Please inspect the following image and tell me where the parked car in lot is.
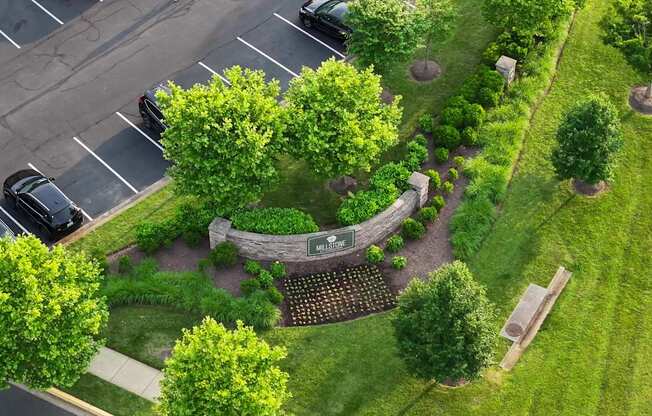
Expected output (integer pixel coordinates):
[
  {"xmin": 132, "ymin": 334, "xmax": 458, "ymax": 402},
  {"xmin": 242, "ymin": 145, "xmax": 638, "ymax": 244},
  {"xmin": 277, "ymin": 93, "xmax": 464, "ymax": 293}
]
[
  {"xmin": 2, "ymin": 169, "xmax": 83, "ymax": 239},
  {"xmin": 300, "ymin": 0, "xmax": 351, "ymax": 40},
  {"xmin": 139, "ymin": 84, "xmax": 171, "ymax": 133},
  {"xmin": 0, "ymin": 219, "xmax": 15, "ymax": 240}
]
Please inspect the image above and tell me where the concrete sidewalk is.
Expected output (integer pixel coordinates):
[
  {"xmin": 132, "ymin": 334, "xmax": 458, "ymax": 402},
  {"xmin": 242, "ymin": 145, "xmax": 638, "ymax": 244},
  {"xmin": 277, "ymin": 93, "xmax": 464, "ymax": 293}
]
[{"xmin": 88, "ymin": 347, "xmax": 162, "ymax": 402}]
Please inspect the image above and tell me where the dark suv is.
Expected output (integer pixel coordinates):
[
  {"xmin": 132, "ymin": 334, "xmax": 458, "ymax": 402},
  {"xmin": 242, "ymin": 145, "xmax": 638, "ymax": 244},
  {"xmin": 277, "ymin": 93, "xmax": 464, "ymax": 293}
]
[
  {"xmin": 139, "ymin": 84, "xmax": 170, "ymax": 133},
  {"xmin": 3, "ymin": 169, "xmax": 83, "ymax": 239},
  {"xmin": 0, "ymin": 219, "xmax": 14, "ymax": 239},
  {"xmin": 300, "ymin": 0, "xmax": 351, "ymax": 40}
]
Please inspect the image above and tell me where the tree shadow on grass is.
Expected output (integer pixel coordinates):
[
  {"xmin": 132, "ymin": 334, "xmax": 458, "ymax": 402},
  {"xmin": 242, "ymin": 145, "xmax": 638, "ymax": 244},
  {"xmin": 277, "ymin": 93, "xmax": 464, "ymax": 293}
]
[{"xmin": 395, "ymin": 381, "xmax": 437, "ymax": 416}]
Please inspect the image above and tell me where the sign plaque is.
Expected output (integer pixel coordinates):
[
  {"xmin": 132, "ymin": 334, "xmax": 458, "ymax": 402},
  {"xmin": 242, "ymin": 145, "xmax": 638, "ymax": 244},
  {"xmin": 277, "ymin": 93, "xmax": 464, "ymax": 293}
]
[{"xmin": 307, "ymin": 230, "xmax": 355, "ymax": 256}]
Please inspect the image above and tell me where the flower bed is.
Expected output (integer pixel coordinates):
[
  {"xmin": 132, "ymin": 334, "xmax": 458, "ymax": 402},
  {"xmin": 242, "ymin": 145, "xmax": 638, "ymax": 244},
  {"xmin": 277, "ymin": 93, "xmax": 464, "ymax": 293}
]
[{"xmin": 284, "ymin": 265, "xmax": 395, "ymax": 326}]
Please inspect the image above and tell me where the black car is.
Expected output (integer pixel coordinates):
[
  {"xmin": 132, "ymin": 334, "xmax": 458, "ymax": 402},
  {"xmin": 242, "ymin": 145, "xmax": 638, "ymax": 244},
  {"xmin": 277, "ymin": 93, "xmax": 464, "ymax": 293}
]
[
  {"xmin": 139, "ymin": 84, "xmax": 170, "ymax": 133},
  {"xmin": 2, "ymin": 169, "xmax": 83, "ymax": 239},
  {"xmin": 0, "ymin": 219, "xmax": 14, "ymax": 240},
  {"xmin": 300, "ymin": 0, "xmax": 351, "ymax": 40}
]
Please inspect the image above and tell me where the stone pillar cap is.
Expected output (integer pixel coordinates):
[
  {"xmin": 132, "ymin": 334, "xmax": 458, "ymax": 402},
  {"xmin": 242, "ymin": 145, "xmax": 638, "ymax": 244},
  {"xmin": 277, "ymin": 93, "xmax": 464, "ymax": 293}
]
[
  {"xmin": 408, "ymin": 171, "xmax": 430, "ymax": 188},
  {"xmin": 496, "ymin": 55, "xmax": 517, "ymax": 70}
]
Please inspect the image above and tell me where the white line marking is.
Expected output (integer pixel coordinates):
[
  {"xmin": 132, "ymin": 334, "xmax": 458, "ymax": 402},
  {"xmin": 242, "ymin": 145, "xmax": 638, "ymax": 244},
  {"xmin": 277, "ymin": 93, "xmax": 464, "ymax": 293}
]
[
  {"xmin": 237, "ymin": 37, "xmax": 299, "ymax": 78},
  {"xmin": 115, "ymin": 111, "xmax": 164, "ymax": 152},
  {"xmin": 0, "ymin": 206, "xmax": 30, "ymax": 234},
  {"xmin": 31, "ymin": 0, "xmax": 64, "ymax": 25},
  {"xmin": 273, "ymin": 13, "xmax": 346, "ymax": 59},
  {"xmin": 27, "ymin": 162, "xmax": 93, "ymax": 222},
  {"xmin": 0, "ymin": 30, "xmax": 21, "ymax": 49},
  {"xmin": 198, "ymin": 61, "xmax": 231, "ymax": 85},
  {"xmin": 73, "ymin": 136, "xmax": 139, "ymax": 194}
]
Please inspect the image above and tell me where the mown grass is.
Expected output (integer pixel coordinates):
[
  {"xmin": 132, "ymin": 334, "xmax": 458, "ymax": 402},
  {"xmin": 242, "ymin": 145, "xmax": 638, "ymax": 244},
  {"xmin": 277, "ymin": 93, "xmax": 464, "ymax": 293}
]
[{"xmin": 62, "ymin": 374, "xmax": 156, "ymax": 416}]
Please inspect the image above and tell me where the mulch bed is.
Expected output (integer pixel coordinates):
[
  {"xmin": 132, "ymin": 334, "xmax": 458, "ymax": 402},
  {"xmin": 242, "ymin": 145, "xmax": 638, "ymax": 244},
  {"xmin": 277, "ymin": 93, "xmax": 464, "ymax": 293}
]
[{"xmin": 408, "ymin": 60, "xmax": 442, "ymax": 82}]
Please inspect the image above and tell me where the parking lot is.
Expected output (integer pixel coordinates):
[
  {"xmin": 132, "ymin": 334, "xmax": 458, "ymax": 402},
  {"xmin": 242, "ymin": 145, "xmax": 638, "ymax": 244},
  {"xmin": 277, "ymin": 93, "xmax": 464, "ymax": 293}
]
[{"xmin": 0, "ymin": 0, "xmax": 346, "ymax": 243}]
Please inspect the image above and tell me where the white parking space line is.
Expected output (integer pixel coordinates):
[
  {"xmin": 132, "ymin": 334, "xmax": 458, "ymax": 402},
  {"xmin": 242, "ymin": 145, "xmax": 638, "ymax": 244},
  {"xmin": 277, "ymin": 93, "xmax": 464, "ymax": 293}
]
[
  {"xmin": 0, "ymin": 29, "xmax": 21, "ymax": 49},
  {"xmin": 198, "ymin": 61, "xmax": 231, "ymax": 85},
  {"xmin": 27, "ymin": 163, "xmax": 94, "ymax": 222},
  {"xmin": 237, "ymin": 37, "xmax": 299, "ymax": 78},
  {"xmin": 30, "ymin": 0, "xmax": 64, "ymax": 25},
  {"xmin": 0, "ymin": 206, "xmax": 30, "ymax": 234},
  {"xmin": 115, "ymin": 112, "xmax": 164, "ymax": 152},
  {"xmin": 73, "ymin": 136, "xmax": 139, "ymax": 194},
  {"xmin": 273, "ymin": 13, "xmax": 346, "ymax": 59}
]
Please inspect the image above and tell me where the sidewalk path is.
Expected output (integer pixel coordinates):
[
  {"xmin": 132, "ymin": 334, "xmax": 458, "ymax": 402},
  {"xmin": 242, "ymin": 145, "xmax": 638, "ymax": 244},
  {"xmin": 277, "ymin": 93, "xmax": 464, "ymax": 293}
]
[{"xmin": 88, "ymin": 347, "xmax": 162, "ymax": 402}]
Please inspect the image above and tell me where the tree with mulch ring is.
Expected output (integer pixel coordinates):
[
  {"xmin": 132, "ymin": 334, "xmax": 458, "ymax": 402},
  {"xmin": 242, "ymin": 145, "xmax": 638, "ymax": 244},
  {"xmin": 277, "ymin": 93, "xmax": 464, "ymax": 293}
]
[
  {"xmin": 550, "ymin": 94, "xmax": 623, "ymax": 196},
  {"xmin": 409, "ymin": 0, "xmax": 457, "ymax": 82},
  {"xmin": 392, "ymin": 261, "xmax": 496, "ymax": 386},
  {"xmin": 601, "ymin": 0, "xmax": 652, "ymax": 114}
]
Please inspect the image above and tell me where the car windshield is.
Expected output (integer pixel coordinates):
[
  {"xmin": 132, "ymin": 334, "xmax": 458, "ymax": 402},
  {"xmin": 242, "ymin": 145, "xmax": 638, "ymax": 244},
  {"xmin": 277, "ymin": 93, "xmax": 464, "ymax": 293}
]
[
  {"xmin": 50, "ymin": 205, "xmax": 75, "ymax": 226},
  {"xmin": 20, "ymin": 177, "xmax": 48, "ymax": 193},
  {"xmin": 329, "ymin": 2, "xmax": 348, "ymax": 22}
]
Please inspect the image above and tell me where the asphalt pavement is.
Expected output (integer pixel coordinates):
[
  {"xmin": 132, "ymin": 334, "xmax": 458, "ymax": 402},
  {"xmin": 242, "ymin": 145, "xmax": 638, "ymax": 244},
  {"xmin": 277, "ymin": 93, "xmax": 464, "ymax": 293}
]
[
  {"xmin": 0, "ymin": 0, "xmax": 346, "ymax": 243},
  {"xmin": 0, "ymin": 386, "xmax": 77, "ymax": 416}
]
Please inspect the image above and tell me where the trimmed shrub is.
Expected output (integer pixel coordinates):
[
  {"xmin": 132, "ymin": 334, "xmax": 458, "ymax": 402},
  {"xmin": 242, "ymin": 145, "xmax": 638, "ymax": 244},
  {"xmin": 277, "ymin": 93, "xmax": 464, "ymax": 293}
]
[
  {"xmin": 424, "ymin": 169, "xmax": 441, "ymax": 189},
  {"xmin": 244, "ymin": 259, "xmax": 262, "ymax": 276},
  {"xmin": 461, "ymin": 127, "xmax": 480, "ymax": 146},
  {"xmin": 413, "ymin": 134, "xmax": 428, "ymax": 147},
  {"xmin": 370, "ymin": 162, "xmax": 411, "ymax": 191},
  {"xmin": 197, "ymin": 258, "xmax": 211, "ymax": 273},
  {"xmin": 464, "ymin": 103, "xmax": 486, "ymax": 128},
  {"xmin": 441, "ymin": 106, "xmax": 466, "ymax": 129},
  {"xmin": 402, "ymin": 218, "xmax": 426, "ymax": 240},
  {"xmin": 266, "ymin": 286, "xmax": 284, "ymax": 305},
  {"xmin": 135, "ymin": 221, "xmax": 178, "ymax": 254},
  {"xmin": 453, "ymin": 156, "xmax": 465, "ymax": 168},
  {"xmin": 405, "ymin": 140, "xmax": 429, "ymax": 171},
  {"xmin": 386, "ymin": 234, "xmax": 405, "ymax": 253},
  {"xmin": 392, "ymin": 256, "xmax": 407, "ymax": 270},
  {"xmin": 418, "ymin": 114, "xmax": 434, "ymax": 133},
  {"xmin": 434, "ymin": 125, "xmax": 461, "ymax": 149},
  {"xmin": 366, "ymin": 245, "xmax": 385, "ymax": 264},
  {"xmin": 432, "ymin": 195, "xmax": 446, "ymax": 212},
  {"xmin": 269, "ymin": 261, "xmax": 286, "ymax": 279},
  {"xmin": 434, "ymin": 147, "xmax": 449, "ymax": 164},
  {"xmin": 460, "ymin": 68, "xmax": 505, "ymax": 108},
  {"xmin": 231, "ymin": 208, "xmax": 319, "ymax": 235},
  {"xmin": 417, "ymin": 207, "xmax": 438, "ymax": 224},
  {"xmin": 240, "ymin": 278, "xmax": 261, "ymax": 296},
  {"xmin": 118, "ymin": 256, "xmax": 133, "ymax": 274},
  {"xmin": 337, "ymin": 186, "xmax": 399, "ymax": 226},
  {"xmin": 448, "ymin": 168, "xmax": 459, "ymax": 181},
  {"xmin": 209, "ymin": 242, "xmax": 238, "ymax": 268},
  {"xmin": 257, "ymin": 270, "xmax": 274, "ymax": 289},
  {"xmin": 442, "ymin": 181, "xmax": 455, "ymax": 195}
]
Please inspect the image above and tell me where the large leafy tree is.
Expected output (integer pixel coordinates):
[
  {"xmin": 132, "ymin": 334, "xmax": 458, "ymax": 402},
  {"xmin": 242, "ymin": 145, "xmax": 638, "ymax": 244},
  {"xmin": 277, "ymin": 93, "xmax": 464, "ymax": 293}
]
[
  {"xmin": 158, "ymin": 317, "xmax": 290, "ymax": 416},
  {"xmin": 415, "ymin": 0, "xmax": 457, "ymax": 68},
  {"xmin": 285, "ymin": 58, "xmax": 402, "ymax": 178},
  {"xmin": 602, "ymin": 0, "xmax": 652, "ymax": 95},
  {"xmin": 551, "ymin": 94, "xmax": 624, "ymax": 186},
  {"xmin": 345, "ymin": 0, "xmax": 423, "ymax": 72},
  {"xmin": 0, "ymin": 235, "xmax": 108, "ymax": 389},
  {"xmin": 393, "ymin": 261, "xmax": 496, "ymax": 383},
  {"xmin": 158, "ymin": 67, "xmax": 286, "ymax": 213}
]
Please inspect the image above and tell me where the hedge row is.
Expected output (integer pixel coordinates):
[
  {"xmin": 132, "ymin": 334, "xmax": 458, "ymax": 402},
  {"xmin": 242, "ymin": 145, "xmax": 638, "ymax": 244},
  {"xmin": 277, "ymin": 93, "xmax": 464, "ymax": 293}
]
[
  {"xmin": 102, "ymin": 259, "xmax": 280, "ymax": 330},
  {"xmin": 450, "ymin": 15, "xmax": 575, "ymax": 260}
]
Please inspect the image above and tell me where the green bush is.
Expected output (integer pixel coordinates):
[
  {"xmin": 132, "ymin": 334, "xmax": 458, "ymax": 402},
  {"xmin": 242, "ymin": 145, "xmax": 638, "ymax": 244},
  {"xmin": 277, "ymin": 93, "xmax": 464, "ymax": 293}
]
[
  {"xmin": 441, "ymin": 106, "xmax": 466, "ymax": 129},
  {"xmin": 370, "ymin": 162, "xmax": 411, "ymax": 191},
  {"xmin": 209, "ymin": 242, "xmax": 238, "ymax": 268},
  {"xmin": 453, "ymin": 156, "xmax": 465, "ymax": 168},
  {"xmin": 424, "ymin": 169, "xmax": 441, "ymax": 189},
  {"xmin": 135, "ymin": 221, "xmax": 177, "ymax": 254},
  {"xmin": 244, "ymin": 259, "xmax": 262, "ymax": 275},
  {"xmin": 442, "ymin": 181, "xmax": 455, "ymax": 195},
  {"xmin": 413, "ymin": 134, "xmax": 427, "ymax": 147},
  {"xmin": 366, "ymin": 245, "xmax": 385, "ymax": 264},
  {"xmin": 118, "ymin": 256, "xmax": 133, "ymax": 274},
  {"xmin": 418, "ymin": 113, "xmax": 434, "ymax": 133},
  {"xmin": 432, "ymin": 195, "xmax": 446, "ymax": 212},
  {"xmin": 337, "ymin": 187, "xmax": 399, "ymax": 226},
  {"xmin": 240, "ymin": 278, "xmax": 261, "ymax": 296},
  {"xmin": 102, "ymin": 262, "xmax": 281, "ymax": 330},
  {"xmin": 197, "ymin": 258, "xmax": 211, "ymax": 273},
  {"xmin": 386, "ymin": 234, "xmax": 405, "ymax": 253},
  {"xmin": 391, "ymin": 256, "xmax": 407, "ymax": 270},
  {"xmin": 402, "ymin": 218, "xmax": 426, "ymax": 240},
  {"xmin": 434, "ymin": 125, "xmax": 461, "ymax": 149},
  {"xmin": 434, "ymin": 147, "xmax": 449, "ymax": 164},
  {"xmin": 460, "ymin": 67, "xmax": 505, "ymax": 108},
  {"xmin": 269, "ymin": 261, "xmax": 286, "ymax": 279},
  {"xmin": 464, "ymin": 104, "xmax": 486, "ymax": 128},
  {"xmin": 461, "ymin": 126, "xmax": 480, "ymax": 146},
  {"xmin": 257, "ymin": 270, "xmax": 274, "ymax": 289},
  {"xmin": 416, "ymin": 207, "xmax": 438, "ymax": 224},
  {"xmin": 448, "ymin": 168, "xmax": 459, "ymax": 181},
  {"xmin": 266, "ymin": 286, "xmax": 284, "ymax": 305},
  {"xmin": 405, "ymin": 140, "xmax": 429, "ymax": 171},
  {"xmin": 231, "ymin": 208, "xmax": 319, "ymax": 235}
]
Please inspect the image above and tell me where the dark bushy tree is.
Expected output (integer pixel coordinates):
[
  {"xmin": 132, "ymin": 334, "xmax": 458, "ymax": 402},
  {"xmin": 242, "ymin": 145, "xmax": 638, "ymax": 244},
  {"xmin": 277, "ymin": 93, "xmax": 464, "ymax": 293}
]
[
  {"xmin": 0, "ymin": 235, "xmax": 108, "ymax": 389},
  {"xmin": 393, "ymin": 261, "xmax": 496, "ymax": 383},
  {"xmin": 346, "ymin": 0, "xmax": 422, "ymax": 72},
  {"xmin": 285, "ymin": 58, "xmax": 402, "ymax": 178},
  {"xmin": 551, "ymin": 94, "xmax": 624, "ymax": 185},
  {"xmin": 157, "ymin": 67, "xmax": 286, "ymax": 213}
]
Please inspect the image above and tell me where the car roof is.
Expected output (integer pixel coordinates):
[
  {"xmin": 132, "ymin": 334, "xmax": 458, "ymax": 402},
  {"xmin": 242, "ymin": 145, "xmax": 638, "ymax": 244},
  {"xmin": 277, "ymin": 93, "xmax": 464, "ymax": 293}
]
[{"xmin": 28, "ymin": 180, "xmax": 71, "ymax": 213}]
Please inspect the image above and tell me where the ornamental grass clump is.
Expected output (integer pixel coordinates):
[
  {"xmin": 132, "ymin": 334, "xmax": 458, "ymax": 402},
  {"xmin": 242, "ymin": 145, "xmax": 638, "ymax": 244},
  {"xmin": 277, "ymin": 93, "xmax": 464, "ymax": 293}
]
[
  {"xmin": 244, "ymin": 259, "xmax": 262, "ymax": 275},
  {"xmin": 209, "ymin": 242, "xmax": 238, "ymax": 268},
  {"xmin": 402, "ymin": 218, "xmax": 426, "ymax": 240},
  {"xmin": 269, "ymin": 261, "xmax": 287, "ymax": 279}
]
